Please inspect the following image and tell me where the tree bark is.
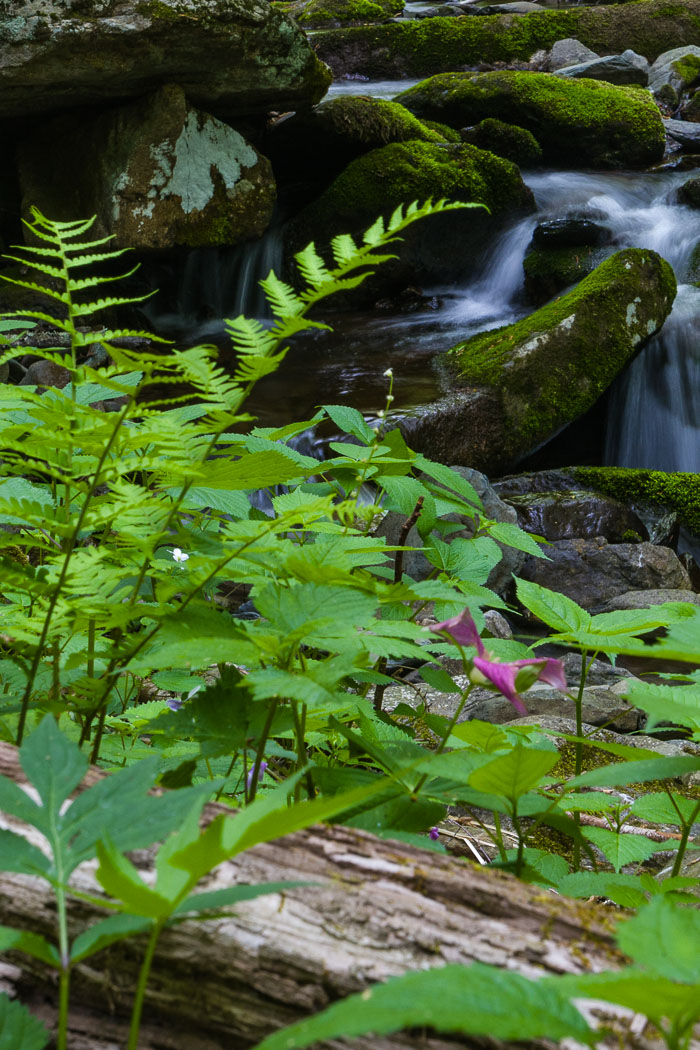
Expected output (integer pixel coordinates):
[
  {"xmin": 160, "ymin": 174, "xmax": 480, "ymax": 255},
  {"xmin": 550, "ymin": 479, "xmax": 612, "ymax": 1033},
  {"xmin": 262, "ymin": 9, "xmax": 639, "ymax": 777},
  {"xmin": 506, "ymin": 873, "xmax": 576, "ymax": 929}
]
[{"xmin": 0, "ymin": 741, "xmax": 688, "ymax": 1050}]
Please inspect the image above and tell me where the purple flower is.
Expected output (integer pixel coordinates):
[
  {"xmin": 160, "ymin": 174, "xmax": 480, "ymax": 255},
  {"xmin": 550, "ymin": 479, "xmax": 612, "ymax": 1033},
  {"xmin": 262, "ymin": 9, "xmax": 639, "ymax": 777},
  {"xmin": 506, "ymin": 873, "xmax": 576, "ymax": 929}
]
[
  {"xmin": 166, "ymin": 697, "xmax": 184, "ymax": 712},
  {"xmin": 428, "ymin": 827, "xmax": 440, "ymax": 841},
  {"xmin": 431, "ymin": 608, "xmax": 567, "ymax": 715},
  {"xmin": 246, "ymin": 760, "xmax": 268, "ymax": 792}
]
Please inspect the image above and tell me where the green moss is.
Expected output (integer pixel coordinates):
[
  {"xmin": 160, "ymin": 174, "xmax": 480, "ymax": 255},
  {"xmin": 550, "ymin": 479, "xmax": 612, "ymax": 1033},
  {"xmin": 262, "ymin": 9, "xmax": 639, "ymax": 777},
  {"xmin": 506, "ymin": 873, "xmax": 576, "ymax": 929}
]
[
  {"xmin": 312, "ymin": 95, "xmax": 445, "ymax": 145},
  {"xmin": 420, "ymin": 120, "xmax": 461, "ymax": 142},
  {"xmin": 449, "ymin": 249, "xmax": 676, "ymax": 452},
  {"xmin": 297, "ymin": 0, "xmax": 403, "ymax": 27},
  {"xmin": 523, "ymin": 245, "xmax": 603, "ymax": 303},
  {"xmin": 671, "ymin": 52, "xmax": 700, "ymax": 85},
  {"xmin": 461, "ymin": 118, "xmax": 543, "ymax": 167},
  {"xmin": 396, "ymin": 71, "xmax": 665, "ymax": 168},
  {"xmin": 571, "ymin": 467, "xmax": 700, "ymax": 536}
]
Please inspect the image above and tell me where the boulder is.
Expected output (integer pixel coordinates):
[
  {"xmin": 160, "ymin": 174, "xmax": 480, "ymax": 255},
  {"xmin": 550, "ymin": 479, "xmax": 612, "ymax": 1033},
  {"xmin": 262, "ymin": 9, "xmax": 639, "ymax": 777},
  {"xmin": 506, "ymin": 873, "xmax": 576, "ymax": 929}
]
[
  {"xmin": 621, "ymin": 49, "xmax": 650, "ymax": 74},
  {"xmin": 459, "ymin": 118, "xmax": 543, "ymax": 166},
  {"xmin": 545, "ymin": 37, "xmax": 599, "ymax": 71},
  {"xmin": 285, "ymin": 140, "xmax": 534, "ymax": 296},
  {"xmin": 519, "ymin": 538, "xmax": 692, "ymax": 611},
  {"xmin": 501, "ymin": 490, "xmax": 649, "ymax": 543},
  {"xmin": 402, "ymin": 250, "xmax": 676, "ymax": 475},
  {"xmin": 554, "ymin": 55, "xmax": 649, "ymax": 87},
  {"xmin": 678, "ymin": 176, "xmax": 700, "ymax": 208},
  {"xmin": 396, "ymin": 72, "xmax": 665, "ymax": 168},
  {"xmin": 680, "ymin": 90, "xmax": 700, "ymax": 121},
  {"xmin": 0, "ymin": 0, "xmax": 330, "ymax": 122},
  {"xmin": 312, "ymin": 0, "xmax": 700, "ymax": 81},
  {"xmin": 571, "ymin": 466, "xmax": 700, "ymax": 539},
  {"xmin": 595, "ymin": 588, "xmax": 700, "ymax": 614},
  {"xmin": 18, "ymin": 85, "xmax": 276, "ymax": 250},
  {"xmin": 523, "ymin": 245, "xmax": 605, "ymax": 304},
  {"xmin": 649, "ymin": 45, "xmax": 700, "ymax": 107},
  {"xmin": 267, "ymin": 95, "xmax": 444, "ymax": 207},
  {"xmin": 664, "ymin": 118, "xmax": 700, "ymax": 150},
  {"xmin": 286, "ymin": 0, "xmax": 405, "ymax": 29},
  {"xmin": 531, "ymin": 218, "xmax": 612, "ymax": 249}
]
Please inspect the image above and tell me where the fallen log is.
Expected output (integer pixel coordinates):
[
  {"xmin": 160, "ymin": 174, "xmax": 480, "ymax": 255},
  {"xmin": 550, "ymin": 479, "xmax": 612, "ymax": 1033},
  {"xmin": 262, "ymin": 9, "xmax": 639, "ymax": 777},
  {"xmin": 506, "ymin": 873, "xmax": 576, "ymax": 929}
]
[{"xmin": 0, "ymin": 741, "xmax": 683, "ymax": 1050}]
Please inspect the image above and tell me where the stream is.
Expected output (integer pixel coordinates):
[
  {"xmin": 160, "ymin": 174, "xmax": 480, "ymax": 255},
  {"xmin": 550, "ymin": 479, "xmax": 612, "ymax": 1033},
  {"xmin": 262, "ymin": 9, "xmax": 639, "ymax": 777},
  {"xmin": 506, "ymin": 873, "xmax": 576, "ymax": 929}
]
[{"xmin": 146, "ymin": 80, "xmax": 700, "ymax": 472}]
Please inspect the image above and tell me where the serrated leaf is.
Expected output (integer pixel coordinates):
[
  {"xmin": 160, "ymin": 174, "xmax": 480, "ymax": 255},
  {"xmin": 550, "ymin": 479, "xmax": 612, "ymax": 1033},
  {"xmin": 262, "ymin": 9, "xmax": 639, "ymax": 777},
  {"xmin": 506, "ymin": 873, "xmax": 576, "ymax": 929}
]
[
  {"xmin": 630, "ymin": 792, "xmax": 700, "ymax": 826},
  {"xmin": 0, "ymin": 993, "xmax": 50, "ymax": 1050},
  {"xmin": 617, "ymin": 896, "xmax": 700, "ymax": 982},
  {"xmin": 488, "ymin": 522, "xmax": 545, "ymax": 558},
  {"xmin": 581, "ymin": 826, "xmax": 667, "ymax": 873},
  {"xmin": 19, "ymin": 717, "xmax": 88, "ymax": 825},
  {"xmin": 70, "ymin": 913, "xmax": 152, "ymax": 963},
  {"xmin": 515, "ymin": 578, "xmax": 591, "ymax": 634},
  {"xmin": 0, "ymin": 830, "xmax": 50, "ymax": 876},
  {"xmin": 323, "ymin": 404, "xmax": 375, "ymax": 443},
  {"xmin": 569, "ymin": 754, "xmax": 700, "ymax": 789},
  {"xmin": 468, "ymin": 745, "xmax": 558, "ymax": 802},
  {"xmin": 95, "ymin": 840, "xmax": 172, "ymax": 919}
]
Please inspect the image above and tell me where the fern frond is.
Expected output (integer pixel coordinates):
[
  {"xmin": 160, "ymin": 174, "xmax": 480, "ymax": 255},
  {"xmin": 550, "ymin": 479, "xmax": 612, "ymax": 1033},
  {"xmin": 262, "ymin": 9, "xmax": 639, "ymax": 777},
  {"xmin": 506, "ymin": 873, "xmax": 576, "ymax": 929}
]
[
  {"xmin": 259, "ymin": 271, "xmax": 304, "ymax": 318},
  {"xmin": 225, "ymin": 315, "xmax": 277, "ymax": 356},
  {"xmin": 0, "ymin": 310, "xmax": 70, "ymax": 330},
  {"xmin": 0, "ymin": 255, "xmax": 66, "ymax": 281},
  {"xmin": 363, "ymin": 215, "xmax": 386, "ymax": 245},
  {"xmin": 295, "ymin": 243, "xmax": 332, "ymax": 289},
  {"xmin": 60, "ymin": 248, "xmax": 132, "ymax": 268},
  {"xmin": 0, "ymin": 276, "xmax": 68, "ymax": 304},
  {"xmin": 72, "ymin": 293, "xmax": 155, "ymax": 317},
  {"xmin": 330, "ymin": 233, "xmax": 358, "ymax": 267},
  {"xmin": 64, "ymin": 266, "xmax": 141, "ymax": 292}
]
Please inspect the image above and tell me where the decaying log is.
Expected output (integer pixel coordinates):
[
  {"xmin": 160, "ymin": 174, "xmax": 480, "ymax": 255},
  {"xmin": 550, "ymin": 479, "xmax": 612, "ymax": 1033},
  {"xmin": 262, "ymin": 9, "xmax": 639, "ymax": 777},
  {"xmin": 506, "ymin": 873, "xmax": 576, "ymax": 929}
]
[{"xmin": 0, "ymin": 741, "xmax": 689, "ymax": 1050}]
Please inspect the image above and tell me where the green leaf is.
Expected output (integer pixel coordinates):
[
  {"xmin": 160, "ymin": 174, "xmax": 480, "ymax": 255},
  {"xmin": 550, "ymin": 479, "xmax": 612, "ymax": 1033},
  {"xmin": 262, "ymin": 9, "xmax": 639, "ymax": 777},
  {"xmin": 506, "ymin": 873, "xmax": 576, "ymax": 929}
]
[
  {"xmin": 515, "ymin": 578, "xmax": 591, "ymax": 634},
  {"xmin": 560, "ymin": 970, "xmax": 700, "ymax": 1029},
  {"xmin": 253, "ymin": 962, "xmax": 593, "ymax": 1050},
  {"xmin": 624, "ymin": 680, "xmax": 700, "ymax": 733},
  {"xmin": 0, "ymin": 926, "xmax": 60, "ymax": 967},
  {"xmin": 70, "ymin": 913, "xmax": 152, "ymax": 963},
  {"xmin": 568, "ymin": 754, "xmax": 700, "ymax": 789},
  {"xmin": 580, "ymin": 826, "xmax": 668, "ymax": 873},
  {"xmin": 203, "ymin": 450, "xmax": 306, "ymax": 490},
  {"xmin": 323, "ymin": 404, "xmax": 375, "ymax": 444},
  {"xmin": 0, "ymin": 830, "xmax": 50, "ymax": 876},
  {"xmin": 0, "ymin": 994, "xmax": 50, "ymax": 1050},
  {"xmin": 488, "ymin": 522, "xmax": 545, "ymax": 558},
  {"xmin": 468, "ymin": 745, "xmax": 559, "ymax": 802},
  {"xmin": 95, "ymin": 840, "xmax": 172, "ymax": 919},
  {"xmin": 174, "ymin": 881, "xmax": 309, "ymax": 916},
  {"xmin": 617, "ymin": 896, "xmax": 700, "ymax": 982},
  {"xmin": 19, "ymin": 716, "xmax": 88, "ymax": 826},
  {"xmin": 630, "ymin": 792, "xmax": 700, "ymax": 826}
]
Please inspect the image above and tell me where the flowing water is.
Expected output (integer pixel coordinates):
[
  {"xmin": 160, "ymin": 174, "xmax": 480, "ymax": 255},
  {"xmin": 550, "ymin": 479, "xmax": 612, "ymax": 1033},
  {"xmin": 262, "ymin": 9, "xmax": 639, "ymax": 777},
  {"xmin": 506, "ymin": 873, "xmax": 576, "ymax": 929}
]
[{"xmin": 152, "ymin": 86, "xmax": 700, "ymax": 470}]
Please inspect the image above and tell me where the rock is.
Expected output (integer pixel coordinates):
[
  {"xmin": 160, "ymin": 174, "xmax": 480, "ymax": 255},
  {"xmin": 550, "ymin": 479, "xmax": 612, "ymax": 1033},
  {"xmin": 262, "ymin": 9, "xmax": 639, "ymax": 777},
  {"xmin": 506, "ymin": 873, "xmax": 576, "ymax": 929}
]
[
  {"xmin": 374, "ymin": 465, "xmax": 526, "ymax": 596},
  {"xmin": 312, "ymin": 0, "xmax": 700, "ymax": 81},
  {"xmin": 559, "ymin": 652, "xmax": 634, "ymax": 688},
  {"xmin": 508, "ymin": 715, "xmax": 700, "ymax": 765},
  {"xmin": 465, "ymin": 683, "xmax": 640, "ymax": 733},
  {"xmin": 570, "ymin": 466, "xmax": 700, "ymax": 540},
  {"xmin": 594, "ymin": 588, "xmax": 700, "ymax": 614},
  {"xmin": 483, "ymin": 609, "xmax": 513, "ymax": 639},
  {"xmin": 479, "ymin": 1, "xmax": 544, "ymax": 12},
  {"xmin": 285, "ymin": 140, "xmax": 534, "ymax": 297},
  {"xmin": 677, "ymin": 176, "xmax": 700, "ymax": 208},
  {"xmin": 545, "ymin": 37, "xmax": 599, "ymax": 72},
  {"xmin": 519, "ymin": 538, "xmax": 692, "ymax": 611},
  {"xmin": 501, "ymin": 490, "xmax": 649, "ymax": 543},
  {"xmin": 531, "ymin": 219, "xmax": 612, "ymax": 249},
  {"xmin": 402, "ymin": 250, "xmax": 676, "ymax": 476},
  {"xmin": 680, "ymin": 90, "xmax": 700, "ymax": 122},
  {"xmin": 649, "ymin": 45, "xmax": 700, "ymax": 107},
  {"xmin": 554, "ymin": 55, "xmax": 649, "ymax": 87},
  {"xmin": 289, "ymin": 0, "xmax": 405, "ymax": 28},
  {"xmin": 523, "ymin": 245, "xmax": 605, "ymax": 304},
  {"xmin": 459, "ymin": 118, "xmax": 542, "ymax": 166},
  {"xmin": 621, "ymin": 49, "xmax": 650, "ymax": 72},
  {"xmin": 396, "ymin": 72, "xmax": 665, "ymax": 169},
  {"xmin": 664, "ymin": 118, "xmax": 700, "ymax": 150},
  {"xmin": 18, "ymin": 85, "xmax": 276, "ymax": 251},
  {"xmin": 20, "ymin": 360, "xmax": 70, "ymax": 389},
  {"xmin": 0, "ymin": 0, "xmax": 330, "ymax": 121},
  {"xmin": 267, "ymin": 95, "xmax": 444, "ymax": 207}
]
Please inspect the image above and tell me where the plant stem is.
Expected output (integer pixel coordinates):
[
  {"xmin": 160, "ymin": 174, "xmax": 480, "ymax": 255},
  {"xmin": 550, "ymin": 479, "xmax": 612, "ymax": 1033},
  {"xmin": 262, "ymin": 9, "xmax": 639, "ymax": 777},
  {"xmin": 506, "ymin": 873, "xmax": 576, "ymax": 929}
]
[
  {"xmin": 571, "ymin": 649, "xmax": 595, "ymax": 870},
  {"xmin": 127, "ymin": 920, "xmax": 163, "ymax": 1050},
  {"xmin": 670, "ymin": 799, "xmax": 700, "ymax": 877},
  {"xmin": 56, "ymin": 885, "xmax": 70, "ymax": 1050},
  {"xmin": 412, "ymin": 682, "xmax": 472, "ymax": 796},
  {"xmin": 248, "ymin": 699, "xmax": 279, "ymax": 803}
]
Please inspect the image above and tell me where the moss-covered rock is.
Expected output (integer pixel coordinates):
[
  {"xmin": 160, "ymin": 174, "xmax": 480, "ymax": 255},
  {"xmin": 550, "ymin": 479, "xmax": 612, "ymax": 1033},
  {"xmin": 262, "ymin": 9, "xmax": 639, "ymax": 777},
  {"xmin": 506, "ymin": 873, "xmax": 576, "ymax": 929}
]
[
  {"xmin": 285, "ymin": 139, "xmax": 534, "ymax": 296},
  {"xmin": 460, "ymin": 118, "xmax": 542, "ymax": 166},
  {"xmin": 523, "ymin": 245, "xmax": 607, "ymax": 304},
  {"xmin": 285, "ymin": 0, "xmax": 404, "ymax": 28},
  {"xmin": 649, "ymin": 45, "xmax": 700, "ymax": 106},
  {"xmin": 18, "ymin": 85, "xmax": 276, "ymax": 250},
  {"xmin": 268, "ymin": 95, "xmax": 444, "ymax": 207},
  {"xmin": 397, "ymin": 71, "xmax": 665, "ymax": 168},
  {"xmin": 572, "ymin": 467, "xmax": 700, "ymax": 536},
  {"xmin": 677, "ymin": 175, "xmax": 700, "ymax": 207},
  {"xmin": 312, "ymin": 0, "xmax": 700, "ymax": 80},
  {"xmin": 402, "ymin": 249, "xmax": 676, "ymax": 475}
]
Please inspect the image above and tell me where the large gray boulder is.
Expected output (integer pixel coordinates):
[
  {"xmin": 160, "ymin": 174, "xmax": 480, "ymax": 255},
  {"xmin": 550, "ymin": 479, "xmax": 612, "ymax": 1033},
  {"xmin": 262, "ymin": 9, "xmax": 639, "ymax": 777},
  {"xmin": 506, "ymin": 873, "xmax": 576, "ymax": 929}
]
[
  {"xmin": 545, "ymin": 38, "xmax": 599, "ymax": 72},
  {"xmin": 0, "ymin": 0, "xmax": 331, "ymax": 121},
  {"xmin": 554, "ymin": 55, "xmax": 649, "ymax": 87},
  {"xmin": 501, "ymin": 490, "xmax": 649, "ymax": 543},
  {"xmin": 402, "ymin": 250, "xmax": 676, "ymax": 476},
  {"xmin": 18, "ymin": 85, "xmax": 276, "ymax": 250},
  {"xmin": 649, "ymin": 45, "xmax": 700, "ymax": 106}
]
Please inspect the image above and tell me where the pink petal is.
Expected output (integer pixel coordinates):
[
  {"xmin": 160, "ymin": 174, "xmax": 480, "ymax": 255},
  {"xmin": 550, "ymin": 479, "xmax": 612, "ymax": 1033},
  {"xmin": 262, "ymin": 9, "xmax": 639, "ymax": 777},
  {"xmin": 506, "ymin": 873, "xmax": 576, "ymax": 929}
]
[
  {"xmin": 537, "ymin": 658, "xmax": 568, "ymax": 692},
  {"xmin": 473, "ymin": 658, "xmax": 528, "ymax": 715},
  {"xmin": 431, "ymin": 608, "xmax": 485, "ymax": 655}
]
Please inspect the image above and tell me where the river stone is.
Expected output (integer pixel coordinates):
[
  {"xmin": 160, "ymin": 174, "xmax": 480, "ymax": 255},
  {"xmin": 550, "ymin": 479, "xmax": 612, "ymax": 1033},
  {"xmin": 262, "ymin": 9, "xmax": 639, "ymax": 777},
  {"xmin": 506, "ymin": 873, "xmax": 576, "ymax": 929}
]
[
  {"xmin": 621, "ymin": 49, "xmax": 650, "ymax": 74},
  {"xmin": 678, "ymin": 176, "xmax": 700, "ymax": 208},
  {"xmin": 559, "ymin": 652, "xmax": 634, "ymax": 688},
  {"xmin": 554, "ymin": 55, "xmax": 649, "ymax": 87},
  {"xmin": 396, "ymin": 72, "xmax": 665, "ymax": 169},
  {"xmin": 531, "ymin": 219, "xmax": 612, "ymax": 249},
  {"xmin": 664, "ymin": 118, "xmax": 700, "ymax": 150},
  {"xmin": 649, "ymin": 45, "xmax": 700, "ymax": 107},
  {"xmin": 594, "ymin": 588, "xmax": 700, "ymax": 614},
  {"xmin": 501, "ymin": 490, "xmax": 649, "ymax": 543},
  {"xmin": 519, "ymin": 538, "xmax": 692, "ymax": 611},
  {"xmin": 523, "ymin": 245, "xmax": 605, "ymax": 305},
  {"xmin": 18, "ymin": 85, "xmax": 276, "ymax": 250},
  {"xmin": 545, "ymin": 37, "xmax": 599, "ymax": 71},
  {"xmin": 459, "ymin": 118, "xmax": 542, "ymax": 166},
  {"xmin": 0, "ymin": 0, "xmax": 330, "ymax": 121},
  {"xmin": 402, "ymin": 250, "xmax": 676, "ymax": 476}
]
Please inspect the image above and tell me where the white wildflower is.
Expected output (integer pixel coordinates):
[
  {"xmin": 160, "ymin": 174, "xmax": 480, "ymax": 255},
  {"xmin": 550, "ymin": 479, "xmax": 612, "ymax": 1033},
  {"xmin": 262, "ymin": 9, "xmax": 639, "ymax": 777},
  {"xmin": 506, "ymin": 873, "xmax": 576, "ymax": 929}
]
[{"xmin": 171, "ymin": 548, "xmax": 189, "ymax": 564}]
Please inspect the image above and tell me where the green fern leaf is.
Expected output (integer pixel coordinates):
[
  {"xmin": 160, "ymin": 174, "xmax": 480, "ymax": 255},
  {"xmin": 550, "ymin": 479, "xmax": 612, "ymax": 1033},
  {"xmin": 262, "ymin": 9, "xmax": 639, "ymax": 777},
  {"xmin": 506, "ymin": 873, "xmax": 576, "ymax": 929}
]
[
  {"xmin": 295, "ymin": 243, "xmax": 332, "ymax": 289},
  {"xmin": 259, "ymin": 272, "xmax": 304, "ymax": 318},
  {"xmin": 330, "ymin": 233, "xmax": 358, "ymax": 266}
]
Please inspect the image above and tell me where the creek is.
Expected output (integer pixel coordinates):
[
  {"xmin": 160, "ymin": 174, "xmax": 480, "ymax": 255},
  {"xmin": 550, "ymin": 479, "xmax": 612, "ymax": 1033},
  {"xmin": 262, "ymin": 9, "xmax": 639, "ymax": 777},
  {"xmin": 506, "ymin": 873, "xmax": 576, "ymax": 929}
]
[{"xmin": 146, "ymin": 79, "xmax": 700, "ymax": 473}]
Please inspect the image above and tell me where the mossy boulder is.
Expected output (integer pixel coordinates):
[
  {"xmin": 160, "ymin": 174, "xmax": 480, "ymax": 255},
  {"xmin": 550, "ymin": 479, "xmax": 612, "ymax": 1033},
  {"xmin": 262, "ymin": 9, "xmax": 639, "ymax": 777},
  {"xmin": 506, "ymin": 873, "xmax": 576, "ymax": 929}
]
[
  {"xmin": 286, "ymin": 0, "xmax": 404, "ymax": 28},
  {"xmin": 18, "ymin": 85, "xmax": 276, "ymax": 250},
  {"xmin": 397, "ymin": 72, "xmax": 665, "ymax": 168},
  {"xmin": 268, "ymin": 95, "xmax": 444, "ymax": 207},
  {"xmin": 460, "ymin": 118, "xmax": 543, "ymax": 167},
  {"xmin": 402, "ymin": 249, "xmax": 676, "ymax": 475},
  {"xmin": 523, "ymin": 245, "xmax": 606, "ymax": 304},
  {"xmin": 312, "ymin": 0, "xmax": 700, "ymax": 80},
  {"xmin": 285, "ymin": 139, "xmax": 534, "ymax": 297},
  {"xmin": 677, "ymin": 175, "xmax": 700, "ymax": 208},
  {"xmin": 572, "ymin": 467, "xmax": 700, "ymax": 537},
  {"xmin": 649, "ymin": 45, "xmax": 700, "ymax": 107},
  {"xmin": 0, "ymin": 0, "xmax": 331, "ymax": 121}
]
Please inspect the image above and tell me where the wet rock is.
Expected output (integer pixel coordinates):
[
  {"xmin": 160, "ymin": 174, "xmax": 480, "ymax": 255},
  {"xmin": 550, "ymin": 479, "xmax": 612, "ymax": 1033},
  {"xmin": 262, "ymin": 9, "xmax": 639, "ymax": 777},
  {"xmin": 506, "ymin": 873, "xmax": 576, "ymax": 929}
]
[
  {"xmin": 664, "ymin": 118, "xmax": 700, "ymax": 151},
  {"xmin": 0, "ymin": 0, "xmax": 330, "ymax": 121},
  {"xmin": 402, "ymin": 250, "xmax": 676, "ymax": 476},
  {"xmin": 531, "ymin": 219, "xmax": 612, "ymax": 249},
  {"xmin": 501, "ymin": 490, "xmax": 649, "ymax": 543},
  {"xmin": 677, "ymin": 175, "xmax": 700, "ymax": 208},
  {"xmin": 520, "ymin": 538, "xmax": 692, "ymax": 611},
  {"xmin": 680, "ymin": 90, "xmax": 700, "ymax": 122},
  {"xmin": 554, "ymin": 55, "xmax": 649, "ymax": 87},
  {"xmin": 396, "ymin": 71, "xmax": 665, "ymax": 169},
  {"xmin": 545, "ymin": 38, "xmax": 599, "ymax": 72},
  {"xmin": 285, "ymin": 140, "xmax": 534, "ymax": 299},
  {"xmin": 508, "ymin": 715, "xmax": 700, "ymax": 766},
  {"xmin": 18, "ymin": 85, "xmax": 276, "ymax": 250},
  {"xmin": 523, "ymin": 245, "xmax": 605, "ymax": 304},
  {"xmin": 594, "ymin": 588, "xmax": 700, "ymax": 614},
  {"xmin": 20, "ymin": 360, "xmax": 70, "ymax": 389},
  {"xmin": 559, "ymin": 652, "xmax": 634, "ymax": 688},
  {"xmin": 649, "ymin": 45, "xmax": 700, "ymax": 107},
  {"xmin": 459, "ymin": 118, "xmax": 542, "ymax": 166}
]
